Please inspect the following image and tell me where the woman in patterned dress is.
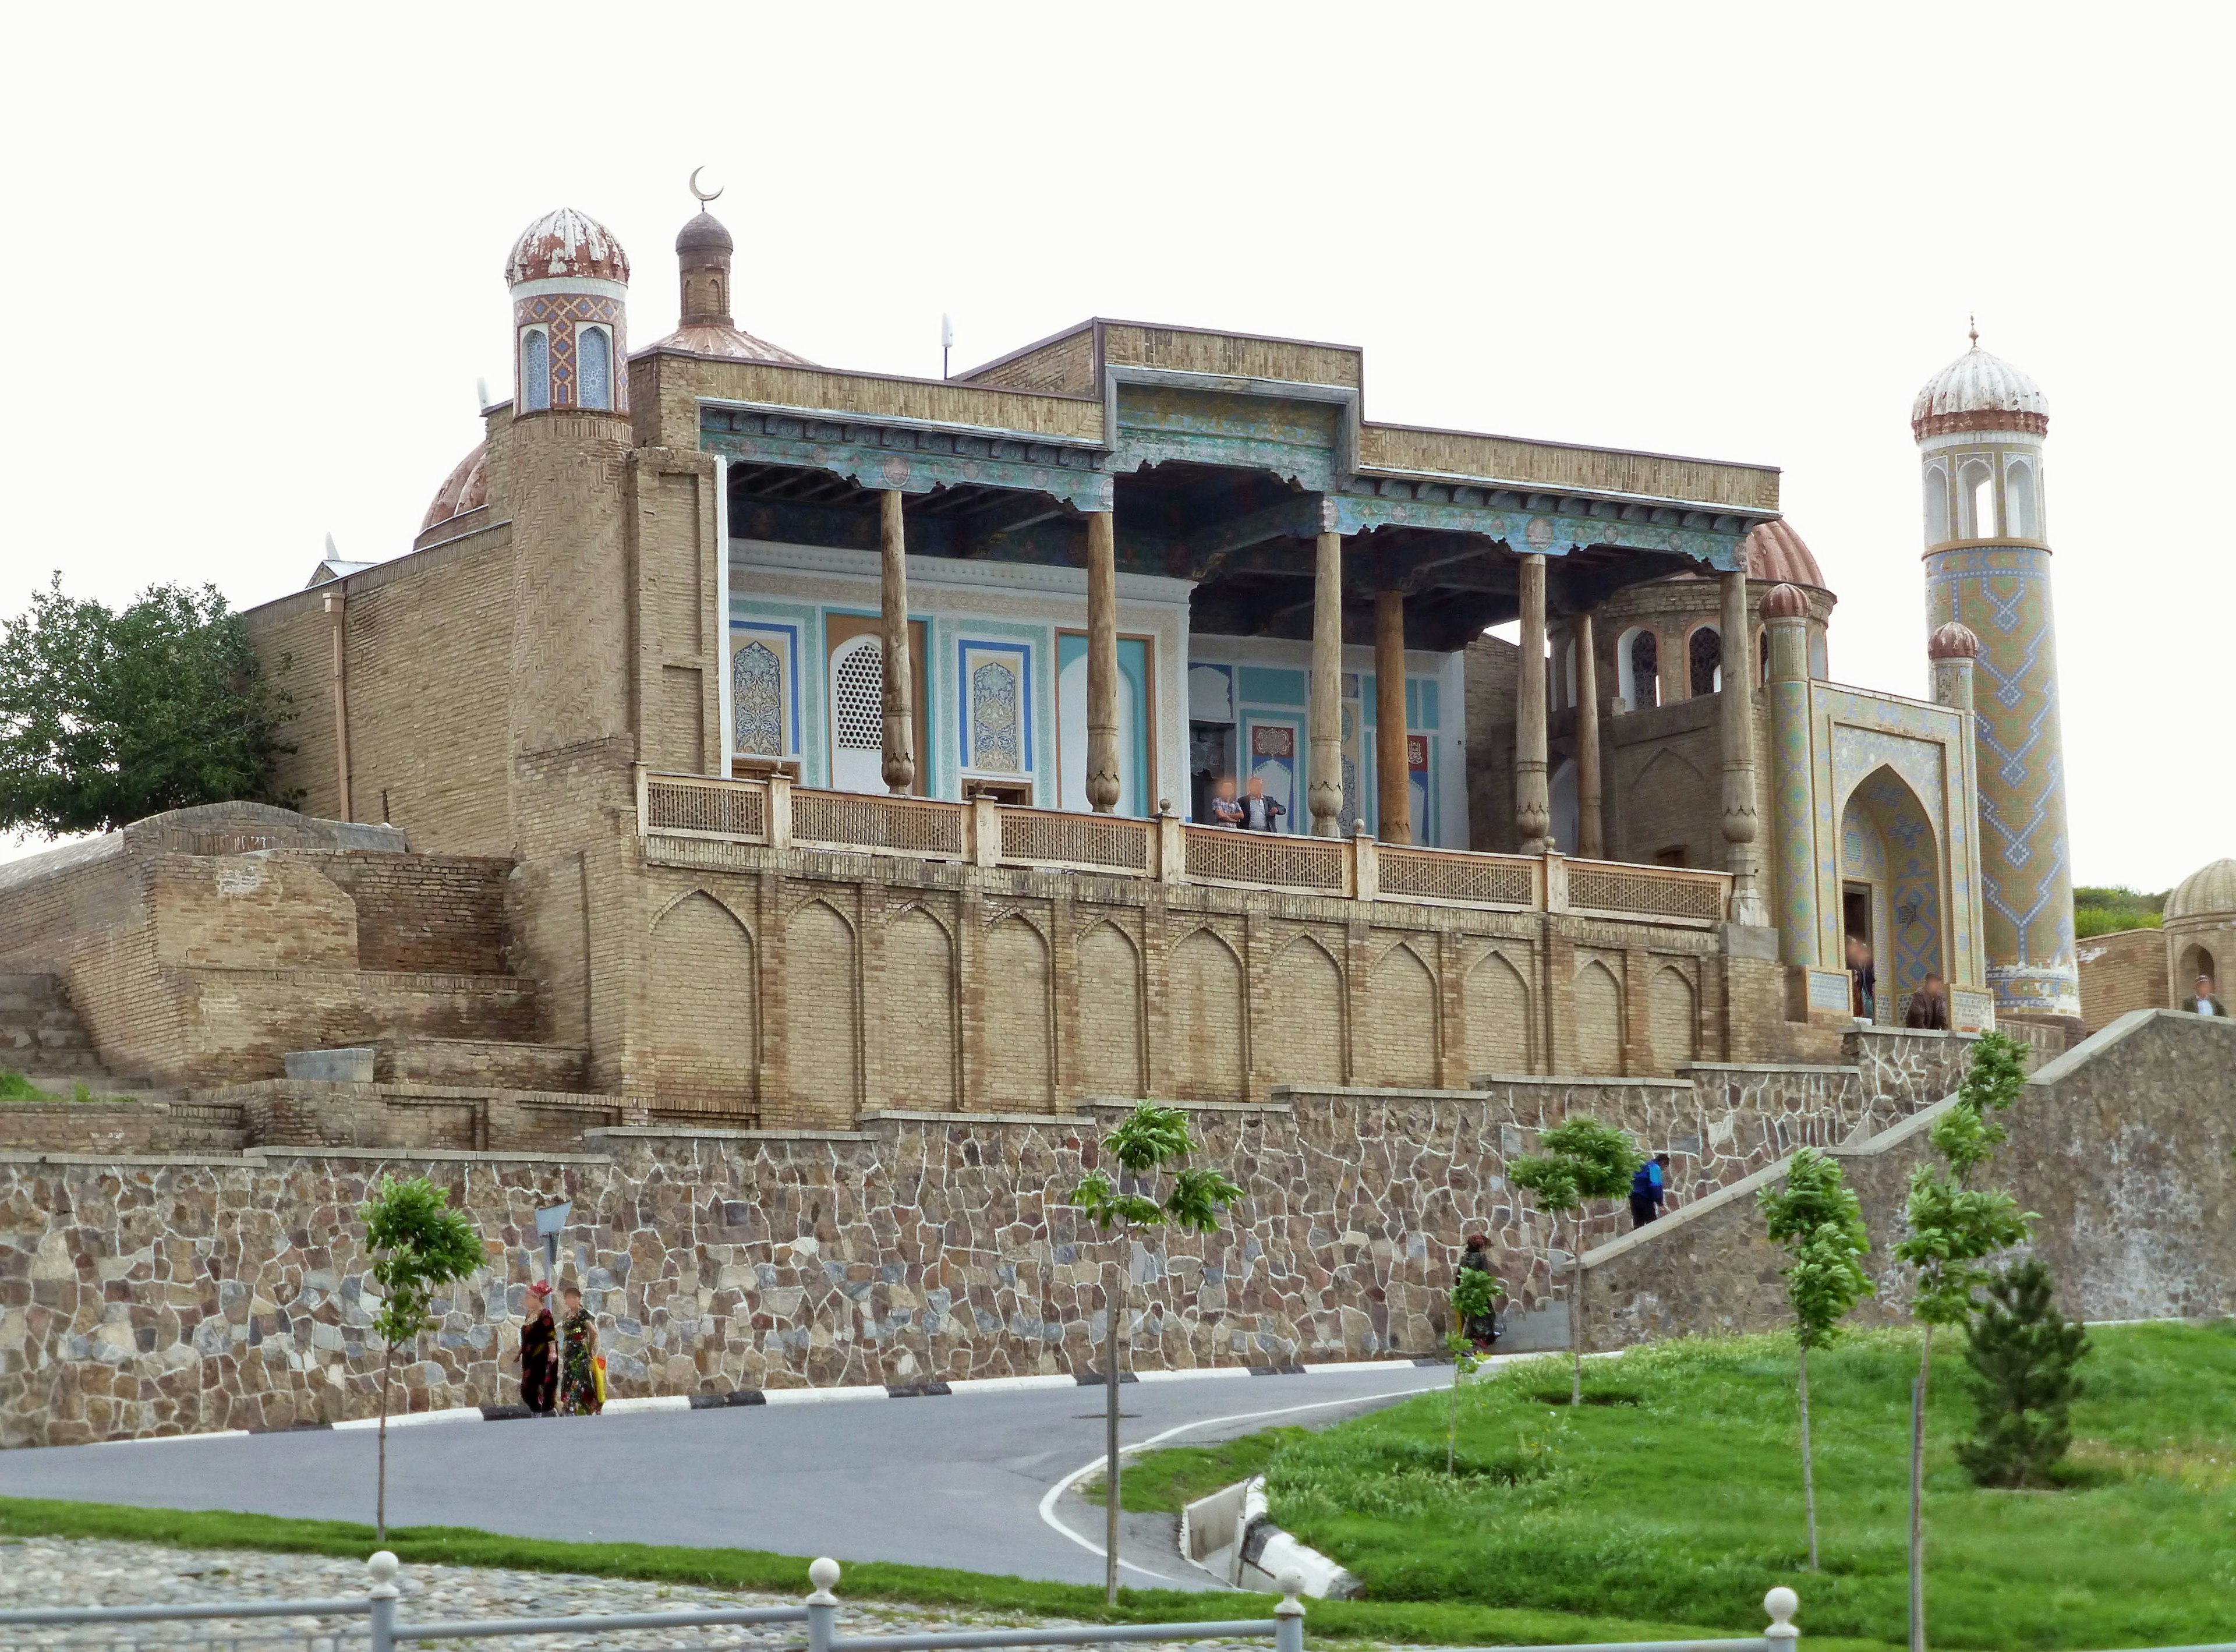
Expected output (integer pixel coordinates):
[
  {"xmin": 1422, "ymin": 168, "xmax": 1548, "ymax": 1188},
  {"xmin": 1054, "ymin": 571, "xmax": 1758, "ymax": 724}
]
[{"xmin": 558, "ymin": 1283, "xmax": 602, "ymax": 1415}]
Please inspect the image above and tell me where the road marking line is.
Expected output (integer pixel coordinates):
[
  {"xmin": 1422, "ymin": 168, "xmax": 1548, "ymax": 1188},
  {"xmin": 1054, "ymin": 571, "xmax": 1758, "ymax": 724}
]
[{"xmin": 1034, "ymin": 1378, "xmax": 1448, "ymax": 1586}]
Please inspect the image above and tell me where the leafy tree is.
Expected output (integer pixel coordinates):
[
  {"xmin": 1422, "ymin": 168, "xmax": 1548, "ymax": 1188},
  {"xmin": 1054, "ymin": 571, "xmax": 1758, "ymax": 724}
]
[
  {"xmin": 1444, "ymin": 1265, "xmax": 1503, "ymax": 1472},
  {"xmin": 1070, "ymin": 1104, "xmax": 1241, "ymax": 1603},
  {"xmin": 1509, "ymin": 1117, "xmax": 1641, "ymax": 1404},
  {"xmin": 1891, "ymin": 1029, "xmax": 2035, "ymax": 1651},
  {"xmin": 1758, "ymin": 1146, "xmax": 1873, "ymax": 1570},
  {"xmin": 0, "ymin": 575, "xmax": 296, "ymax": 837},
  {"xmin": 359, "ymin": 1175, "xmax": 484, "ymax": 1541},
  {"xmin": 1956, "ymin": 1257, "xmax": 2088, "ymax": 1488}
]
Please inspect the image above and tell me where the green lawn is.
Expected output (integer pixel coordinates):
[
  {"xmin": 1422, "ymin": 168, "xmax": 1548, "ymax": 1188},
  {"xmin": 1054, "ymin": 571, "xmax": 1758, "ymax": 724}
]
[
  {"xmin": 0, "ymin": 1494, "xmax": 1890, "ymax": 1650},
  {"xmin": 1196, "ymin": 1324, "xmax": 2236, "ymax": 1651}
]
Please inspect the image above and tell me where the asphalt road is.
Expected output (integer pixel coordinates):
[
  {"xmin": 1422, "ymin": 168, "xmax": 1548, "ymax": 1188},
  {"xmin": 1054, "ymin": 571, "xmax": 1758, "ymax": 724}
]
[{"xmin": 0, "ymin": 1364, "xmax": 1455, "ymax": 1589}]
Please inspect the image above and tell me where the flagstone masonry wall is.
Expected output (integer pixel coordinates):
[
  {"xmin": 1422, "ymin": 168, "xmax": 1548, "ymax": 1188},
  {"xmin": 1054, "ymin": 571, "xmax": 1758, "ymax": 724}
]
[{"xmin": 1, "ymin": 1050, "xmax": 1963, "ymax": 1448}]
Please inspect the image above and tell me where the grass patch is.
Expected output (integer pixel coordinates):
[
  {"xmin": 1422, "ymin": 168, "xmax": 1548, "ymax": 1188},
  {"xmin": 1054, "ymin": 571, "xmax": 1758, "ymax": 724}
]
[
  {"xmin": 1249, "ymin": 1324, "xmax": 2236, "ymax": 1651},
  {"xmin": 1083, "ymin": 1425, "xmax": 1313, "ymax": 1512},
  {"xmin": 0, "ymin": 1070, "xmax": 55, "ymax": 1101},
  {"xmin": 0, "ymin": 1493, "xmax": 1893, "ymax": 1650},
  {"xmin": 2074, "ymin": 884, "xmax": 2166, "ymax": 938}
]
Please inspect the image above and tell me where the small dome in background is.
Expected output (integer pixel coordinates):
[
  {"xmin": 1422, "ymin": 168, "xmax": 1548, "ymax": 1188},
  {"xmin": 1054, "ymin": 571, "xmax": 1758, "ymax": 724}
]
[
  {"xmin": 1740, "ymin": 520, "xmax": 1828, "ymax": 590},
  {"xmin": 506, "ymin": 207, "xmax": 630, "ymax": 287},
  {"xmin": 1760, "ymin": 582, "xmax": 1810, "ymax": 621},
  {"xmin": 676, "ymin": 211, "xmax": 734, "ymax": 258},
  {"xmin": 2167, "ymin": 858, "xmax": 2236, "ymax": 922},
  {"xmin": 1928, "ymin": 620, "xmax": 1981, "ymax": 660},
  {"xmin": 1912, "ymin": 334, "xmax": 2049, "ymax": 438},
  {"xmin": 419, "ymin": 442, "xmax": 488, "ymax": 536}
]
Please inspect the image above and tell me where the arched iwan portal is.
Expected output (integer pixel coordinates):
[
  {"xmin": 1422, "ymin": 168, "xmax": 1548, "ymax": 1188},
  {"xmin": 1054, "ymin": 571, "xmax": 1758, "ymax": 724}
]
[{"xmin": 1839, "ymin": 766, "xmax": 1943, "ymax": 1023}]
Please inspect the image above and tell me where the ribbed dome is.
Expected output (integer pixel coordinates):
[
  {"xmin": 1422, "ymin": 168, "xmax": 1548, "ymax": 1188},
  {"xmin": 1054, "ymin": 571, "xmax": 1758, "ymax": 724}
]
[
  {"xmin": 506, "ymin": 207, "xmax": 629, "ymax": 286},
  {"xmin": 1912, "ymin": 341, "xmax": 2049, "ymax": 438},
  {"xmin": 2167, "ymin": 858, "xmax": 2236, "ymax": 922},
  {"xmin": 1760, "ymin": 582, "xmax": 1810, "ymax": 621},
  {"xmin": 1741, "ymin": 520, "xmax": 1827, "ymax": 589},
  {"xmin": 676, "ymin": 211, "xmax": 734, "ymax": 258},
  {"xmin": 1928, "ymin": 621, "xmax": 1981, "ymax": 661},
  {"xmin": 643, "ymin": 322, "xmax": 815, "ymax": 366},
  {"xmin": 420, "ymin": 442, "xmax": 488, "ymax": 534}
]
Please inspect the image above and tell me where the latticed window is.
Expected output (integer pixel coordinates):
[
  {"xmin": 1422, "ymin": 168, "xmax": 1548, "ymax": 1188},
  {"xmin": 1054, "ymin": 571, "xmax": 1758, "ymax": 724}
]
[
  {"xmin": 520, "ymin": 329, "xmax": 550, "ymax": 412},
  {"xmin": 833, "ymin": 645, "xmax": 883, "ymax": 750},
  {"xmin": 1630, "ymin": 630, "xmax": 1660, "ymax": 708},
  {"xmin": 579, "ymin": 326, "xmax": 612, "ymax": 410},
  {"xmin": 971, "ymin": 660, "xmax": 1022, "ymax": 772},
  {"xmin": 1690, "ymin": 627, "xmax": 1721, "ymax": 696},
  {"xmin": 733, "ymin": 641, "xmax": 784, "ymax": 754}
]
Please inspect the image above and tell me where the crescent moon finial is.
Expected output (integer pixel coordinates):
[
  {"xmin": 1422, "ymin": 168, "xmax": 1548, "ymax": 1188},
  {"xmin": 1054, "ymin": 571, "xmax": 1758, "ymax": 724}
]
[{"xmin": 689, "ymin": 166, "xmax": 724, "ymax": 207}]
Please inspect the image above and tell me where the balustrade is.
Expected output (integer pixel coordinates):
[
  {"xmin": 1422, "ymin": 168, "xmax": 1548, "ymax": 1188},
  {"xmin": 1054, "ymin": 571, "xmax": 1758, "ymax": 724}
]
[{"xmin": 634, "ymin": 769, "xmax": 1731, "ymax": 925}]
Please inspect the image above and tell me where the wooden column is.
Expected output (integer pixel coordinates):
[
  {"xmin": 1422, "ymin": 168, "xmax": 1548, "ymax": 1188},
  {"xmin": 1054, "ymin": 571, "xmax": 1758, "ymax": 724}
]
[
  {"xmin": 1515, "ymin": 554, "xmax": 1551, "ymax": 854},
  {"xmin": 1574, "ymin": 609, "xmax": 1604, "ymax": 859},
  {"xmin": 1085, "ymin": 510, "xmax": 1121, "ymax": 813},
  {"xmin": 879, "ymin": 491, "xmax": 916, "ymax": 795},
  {"xmin": 1718, "ymin": 569, "xmax": 1767, "ymax": 925},
  {"xmin": 1307, "ymin": 530, "xmax": 1345, "ymax": 837},
  {"xmin": 1374, "ymin": 590, "xmax": 1410, "ymax": 844},
  {"xmin": 323, "ymin": 591, "xmax": 352, "ymax": 821}
]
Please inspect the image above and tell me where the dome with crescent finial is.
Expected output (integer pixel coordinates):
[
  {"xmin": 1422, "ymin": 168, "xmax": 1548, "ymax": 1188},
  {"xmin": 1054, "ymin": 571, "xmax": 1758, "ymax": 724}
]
[
  {"xmin": 1912, "ymin": 332, "xmax": 2049, "ymax": 440},
  {"xmin": 676, "ymin": 211, "xmax": 734, "ymax": 259},
  {"xmin": 646, "ymin": 199, "xmax": 814, "ymax": 365},
  {"xmin": 2167, "ymin": 858, "xmax": 2236, "ymax": 923},
  {"xmin": 506, "ymin": 207, "xmax": 630, "ymax": 288}
]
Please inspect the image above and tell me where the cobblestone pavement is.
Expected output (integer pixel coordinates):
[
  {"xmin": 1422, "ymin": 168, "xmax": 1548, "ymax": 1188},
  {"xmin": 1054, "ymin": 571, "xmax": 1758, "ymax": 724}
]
[{"xmin": 0, "ymin": 1538, "xmax": 1279, "ymax": 1651}]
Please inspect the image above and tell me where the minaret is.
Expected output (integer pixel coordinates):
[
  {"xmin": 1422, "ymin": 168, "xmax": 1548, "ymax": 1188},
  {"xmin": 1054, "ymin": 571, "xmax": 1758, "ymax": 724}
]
[{"xmin": 1913, "ymin": 328, "xmax": 2078, "ymax": 1025}]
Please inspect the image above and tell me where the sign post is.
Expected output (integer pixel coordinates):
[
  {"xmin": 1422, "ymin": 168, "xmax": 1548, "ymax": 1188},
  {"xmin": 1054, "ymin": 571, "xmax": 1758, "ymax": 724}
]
[{"xmin": 535, "ymin": 1201, "xmax": 571, "ymax": 1407}]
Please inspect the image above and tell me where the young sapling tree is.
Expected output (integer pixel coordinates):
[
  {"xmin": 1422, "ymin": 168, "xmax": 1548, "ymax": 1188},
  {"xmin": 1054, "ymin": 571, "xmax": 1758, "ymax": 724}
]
[
  {"xmin": 359, "ymin": 1174, "xmax": 484, "ymax": 1541},
  {"xmin": 1957, "ymin": 1256, "xmax": 2088, "ymax": 1488},
  {"xmin": 1070, "ymin": 1103, "xmax": 1241, "ymax": 1604},
  {"xmin": 1758, "ymin": 1145, "xmax": 1873, "ymax": 1570},
  {"xmin": 1510, "ymin": 1117, "xmax": 1641, "ymax": 1404}
]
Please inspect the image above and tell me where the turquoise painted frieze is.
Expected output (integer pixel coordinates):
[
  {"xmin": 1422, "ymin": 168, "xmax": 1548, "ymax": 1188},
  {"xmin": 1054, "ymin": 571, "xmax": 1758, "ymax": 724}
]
[{"xmin": 701, "ymin": 412, "xmax": 1114, "ymax": 513}]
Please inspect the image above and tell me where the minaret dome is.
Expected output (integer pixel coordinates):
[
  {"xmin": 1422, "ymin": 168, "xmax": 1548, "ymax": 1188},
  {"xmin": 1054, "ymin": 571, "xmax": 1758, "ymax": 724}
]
[{"xmin": 505, "ymin": 207, "xmax": 630, "ymax": 417}]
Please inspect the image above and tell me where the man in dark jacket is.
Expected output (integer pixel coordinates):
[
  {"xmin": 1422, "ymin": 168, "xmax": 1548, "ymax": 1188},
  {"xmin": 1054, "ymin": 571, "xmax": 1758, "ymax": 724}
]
[
  {"xmin": 1456, "ymin": 1234, "xmax": 1500, "ymax": 1349},
  {"xmin": 2184, "ymin": 974, "xmax": 2228, "ymax": 1017},
  {"xmin": 1906, "ymin": 973, "xmax": 1951, "ymax": 1030}
]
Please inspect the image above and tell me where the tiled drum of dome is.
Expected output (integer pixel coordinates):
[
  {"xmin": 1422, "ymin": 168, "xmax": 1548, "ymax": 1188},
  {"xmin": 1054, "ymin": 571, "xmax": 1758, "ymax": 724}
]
[{"xmin": 1926, "ymin": 545, "xmax": 2077, "ymax": 1017}]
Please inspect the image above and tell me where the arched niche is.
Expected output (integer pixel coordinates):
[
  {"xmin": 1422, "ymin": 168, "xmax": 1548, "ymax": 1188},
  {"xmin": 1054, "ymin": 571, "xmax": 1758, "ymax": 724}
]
[{"xmin": 1838, "ymin": 766, "xmax": 1944, "ymax": 1023}]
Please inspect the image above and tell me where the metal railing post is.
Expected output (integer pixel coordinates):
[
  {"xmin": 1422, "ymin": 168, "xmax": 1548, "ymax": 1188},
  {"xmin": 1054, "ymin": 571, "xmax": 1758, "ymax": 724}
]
[
  {"xmin": 1273, "ymin": 1572, "xmax": 1305, "ymax": 1652},
  {"xmin": 807, "ymin": 1557, "xmax": 841, "ymax": 1652},
  {"xmin": 367, "ymin": 1551, "xmax": 399, "ymax": 1652},
  {"xmin": 1766, "ymin": 1585, "xmax": 1799, "ymax": 1650}
]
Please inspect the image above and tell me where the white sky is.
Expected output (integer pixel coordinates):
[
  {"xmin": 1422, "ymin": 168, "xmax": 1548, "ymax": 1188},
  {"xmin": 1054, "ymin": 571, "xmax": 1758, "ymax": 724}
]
[{"xmin": 2, "ymin": 3, "xmax": 2227, "ymax": 890}]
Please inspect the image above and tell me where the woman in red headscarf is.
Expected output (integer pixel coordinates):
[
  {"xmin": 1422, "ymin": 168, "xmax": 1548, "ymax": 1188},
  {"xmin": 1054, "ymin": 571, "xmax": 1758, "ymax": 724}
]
[{"xmin": 518, "ymin": 1281, "xmax": 557, "ymax": 1415}]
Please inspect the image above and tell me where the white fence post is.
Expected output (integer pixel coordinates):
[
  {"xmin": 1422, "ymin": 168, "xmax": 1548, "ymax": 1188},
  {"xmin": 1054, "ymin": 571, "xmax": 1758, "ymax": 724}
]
[
  {"xmin": 1765, "ymin": 1585, "xmax": 1799, "ymax": 1649},
  {"xmin": 806, "ymin": 1557, "xmax": 840, "ymax": 1652},
  {"xmin": 1273, "ymin": 1572, "xmax": 1305, "ymax": 1652},
  {"xmin": 366, "ymin": 1552, "xmax": 399, "ymax": 1652}
]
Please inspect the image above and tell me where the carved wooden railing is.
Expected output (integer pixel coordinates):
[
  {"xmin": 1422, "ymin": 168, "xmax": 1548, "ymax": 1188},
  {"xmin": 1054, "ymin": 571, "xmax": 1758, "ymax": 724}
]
[{"xmin": 636, "ymin": 769, "xmax": 1731, "ymax": 925}]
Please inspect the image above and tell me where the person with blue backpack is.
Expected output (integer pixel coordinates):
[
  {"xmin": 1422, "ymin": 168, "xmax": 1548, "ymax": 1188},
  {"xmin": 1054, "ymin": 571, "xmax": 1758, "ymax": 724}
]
[{"xmin": 1629, "ymin": 1152, "xmax": 1671, "ymax": 1229}]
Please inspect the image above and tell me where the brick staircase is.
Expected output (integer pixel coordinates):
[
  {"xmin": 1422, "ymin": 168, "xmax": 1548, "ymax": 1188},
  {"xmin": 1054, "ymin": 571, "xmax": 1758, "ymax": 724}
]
[{"xmin": 0, "ymin": 972, "xmax": 115, "ymax": 1087}]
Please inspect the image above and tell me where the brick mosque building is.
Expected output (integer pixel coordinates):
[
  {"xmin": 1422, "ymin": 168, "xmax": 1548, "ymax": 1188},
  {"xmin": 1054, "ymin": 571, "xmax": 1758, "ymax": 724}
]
[
  {"xmin": 20, "ymin": 191, "xmax": 2229, "ymax": 1444},
  {"xmin": 2, "ymin": 195, "xmax": 2093, "ymax": 1124}
]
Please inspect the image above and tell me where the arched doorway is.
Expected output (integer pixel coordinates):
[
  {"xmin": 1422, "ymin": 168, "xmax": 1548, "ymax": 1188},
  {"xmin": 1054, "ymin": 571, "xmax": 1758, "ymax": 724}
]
[{"xmin": 1839, "ymin": 767, "xmax": 1943, "ymax": 1023}]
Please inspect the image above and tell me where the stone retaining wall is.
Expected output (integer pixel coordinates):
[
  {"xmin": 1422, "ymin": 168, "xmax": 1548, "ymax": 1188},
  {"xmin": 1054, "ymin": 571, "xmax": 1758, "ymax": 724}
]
[
  {"xmin": 1, "ymin": 1061, "xmax": 1879, "ymax": 1446},
  {"xmin": 1584, "ymin": 1010, "xmax": 2236, "ymax": 1345}
]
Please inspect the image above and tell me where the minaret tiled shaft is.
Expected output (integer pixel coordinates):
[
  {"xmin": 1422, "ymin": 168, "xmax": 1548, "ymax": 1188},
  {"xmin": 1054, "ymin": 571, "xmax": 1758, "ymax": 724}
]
[{"xmin": 1913, "ymin": 340, "xmax": 2077, "ymax": 1020}]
